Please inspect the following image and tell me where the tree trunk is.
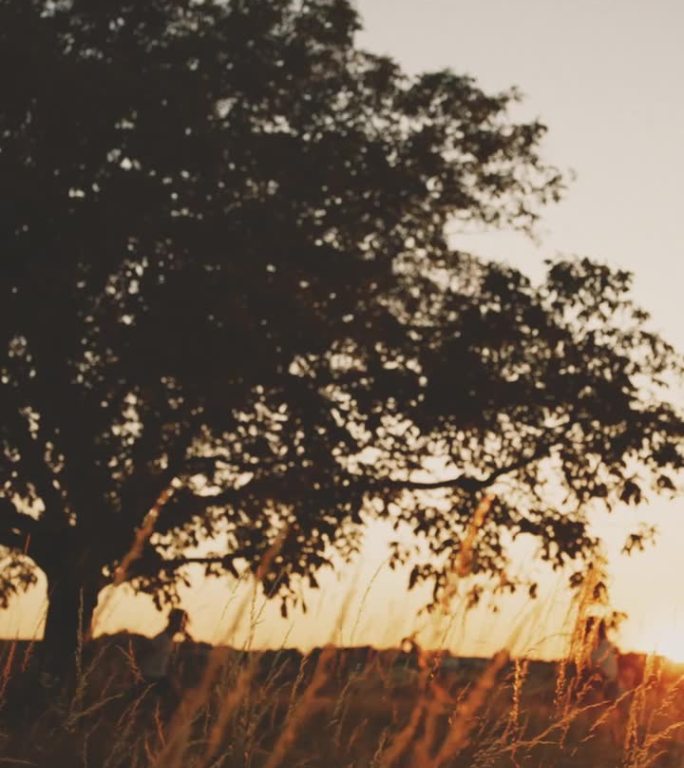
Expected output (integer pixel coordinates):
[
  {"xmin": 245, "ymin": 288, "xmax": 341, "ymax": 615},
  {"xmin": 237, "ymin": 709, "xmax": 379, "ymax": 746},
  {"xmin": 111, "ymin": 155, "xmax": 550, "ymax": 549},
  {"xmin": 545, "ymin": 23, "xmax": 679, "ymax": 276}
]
[{"xmin": 41, "ymin": 564, "xmax": 100, "ymax": 679}]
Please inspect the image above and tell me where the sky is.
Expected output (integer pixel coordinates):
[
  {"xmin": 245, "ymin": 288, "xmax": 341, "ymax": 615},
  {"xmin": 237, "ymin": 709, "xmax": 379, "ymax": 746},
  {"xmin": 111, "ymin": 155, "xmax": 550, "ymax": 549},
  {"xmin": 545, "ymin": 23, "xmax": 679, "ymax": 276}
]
[
  {"xmin": 3, "ymin": 0, "xmax": 684, "ymax": 660},
  {"xmin": 354, "ymin": 0, "xmax": 684, "ymax": 659}
]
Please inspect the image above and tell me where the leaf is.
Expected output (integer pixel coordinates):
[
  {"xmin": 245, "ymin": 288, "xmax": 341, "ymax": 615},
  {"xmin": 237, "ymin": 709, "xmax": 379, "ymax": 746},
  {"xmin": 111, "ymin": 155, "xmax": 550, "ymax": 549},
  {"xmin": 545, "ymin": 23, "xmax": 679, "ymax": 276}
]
[
  {"xmin": 408, "ymin": 566, "xmax": 420, "ymax": 590},
  {"xmin": 620, "ymin": 480, "xmax": 642, "ymax": 506}
]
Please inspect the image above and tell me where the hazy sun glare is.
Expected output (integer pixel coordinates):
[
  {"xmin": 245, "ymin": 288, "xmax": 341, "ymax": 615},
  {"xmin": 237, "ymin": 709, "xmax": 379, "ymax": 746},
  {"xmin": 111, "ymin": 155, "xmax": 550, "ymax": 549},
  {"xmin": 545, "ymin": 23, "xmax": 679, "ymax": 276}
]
[{"xmin": 651, "ymin": 634, "xmax": 684, "ymax": 663}]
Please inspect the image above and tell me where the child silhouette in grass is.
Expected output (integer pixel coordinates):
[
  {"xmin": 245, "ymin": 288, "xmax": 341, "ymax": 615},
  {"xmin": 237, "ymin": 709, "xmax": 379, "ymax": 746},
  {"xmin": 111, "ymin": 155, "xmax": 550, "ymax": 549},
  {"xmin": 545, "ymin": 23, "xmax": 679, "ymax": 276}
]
[
  {"xmin": 136, "ymin": 607, "xmax": 193, "ymax": 709},
  {"xmin": 584, "ymin": 616, "xmax": 620, "ymax": 699}
]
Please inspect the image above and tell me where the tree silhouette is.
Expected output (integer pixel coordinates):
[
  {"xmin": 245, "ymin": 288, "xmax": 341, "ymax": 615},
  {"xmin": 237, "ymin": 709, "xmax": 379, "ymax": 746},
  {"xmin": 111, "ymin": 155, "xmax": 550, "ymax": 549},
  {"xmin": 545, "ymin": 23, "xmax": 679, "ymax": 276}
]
[{"xmin": 0, "ymin": 0, "xmax": 682, "ymax": 671}]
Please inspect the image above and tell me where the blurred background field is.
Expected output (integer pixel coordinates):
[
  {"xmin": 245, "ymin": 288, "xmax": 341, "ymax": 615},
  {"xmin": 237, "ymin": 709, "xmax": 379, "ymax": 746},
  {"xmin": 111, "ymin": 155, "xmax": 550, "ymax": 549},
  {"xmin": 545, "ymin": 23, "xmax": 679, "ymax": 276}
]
[{"xmin": 3, "ymin": 632, "xmax": 684, "ymax": 768}]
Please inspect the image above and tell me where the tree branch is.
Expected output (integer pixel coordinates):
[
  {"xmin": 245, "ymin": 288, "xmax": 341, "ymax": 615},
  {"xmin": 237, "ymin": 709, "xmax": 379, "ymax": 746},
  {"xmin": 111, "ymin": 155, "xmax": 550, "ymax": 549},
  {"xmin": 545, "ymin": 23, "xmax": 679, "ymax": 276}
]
[
  {"xmin": 159, "ymin": 446, "xmax": 546, "ymax": 520},
  {"xmin": 380, "ymin": 448, "xmax": 547, "ymax": 493},
  {"xmin": 127, "ymin": 551, "xmax": 245, "ymax": 580}
]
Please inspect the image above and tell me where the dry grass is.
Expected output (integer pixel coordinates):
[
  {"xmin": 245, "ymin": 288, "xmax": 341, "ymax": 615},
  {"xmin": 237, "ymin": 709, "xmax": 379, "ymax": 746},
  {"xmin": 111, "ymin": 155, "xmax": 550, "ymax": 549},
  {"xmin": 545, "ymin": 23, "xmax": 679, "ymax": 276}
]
[
  {"xmin": 3, "ymin": 547, "xmax": 684, "ymax": 768},
  {"xmin": 2, "ymin": 629, "xmax": 684, "ymax": 768}
]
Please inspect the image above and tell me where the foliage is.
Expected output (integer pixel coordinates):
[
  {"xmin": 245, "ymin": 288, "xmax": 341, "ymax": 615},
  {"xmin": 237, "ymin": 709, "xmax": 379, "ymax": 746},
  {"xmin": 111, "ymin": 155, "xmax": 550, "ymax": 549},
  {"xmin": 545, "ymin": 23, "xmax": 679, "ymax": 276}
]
[{"xmin": 0, "ymin": 0, "xmax": 682, "ymax": 657}]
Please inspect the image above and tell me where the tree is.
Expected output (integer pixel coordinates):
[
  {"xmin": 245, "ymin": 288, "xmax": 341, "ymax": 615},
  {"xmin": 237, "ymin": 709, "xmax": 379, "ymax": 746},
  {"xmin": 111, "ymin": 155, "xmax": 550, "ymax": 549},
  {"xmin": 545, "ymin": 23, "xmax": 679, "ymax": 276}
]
[{"xmin": 0, "ymin": 0, "xmax": 682, "ymax": 672}]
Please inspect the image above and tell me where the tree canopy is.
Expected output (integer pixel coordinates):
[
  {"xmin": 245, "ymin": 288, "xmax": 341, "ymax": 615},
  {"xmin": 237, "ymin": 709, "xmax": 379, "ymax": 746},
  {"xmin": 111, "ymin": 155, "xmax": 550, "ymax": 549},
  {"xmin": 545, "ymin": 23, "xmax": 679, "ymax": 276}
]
[{"xmin": 0, "ymin": 0, "xmax": 682, "ymax": 667}]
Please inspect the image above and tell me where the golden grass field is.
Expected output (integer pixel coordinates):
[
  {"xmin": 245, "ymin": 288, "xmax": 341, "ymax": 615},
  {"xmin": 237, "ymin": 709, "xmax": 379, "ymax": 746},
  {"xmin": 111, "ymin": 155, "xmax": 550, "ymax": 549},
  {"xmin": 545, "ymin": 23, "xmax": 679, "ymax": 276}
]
[{"xmin": 3, "ymin": 632, "xmax": 684, "ymax": 768}]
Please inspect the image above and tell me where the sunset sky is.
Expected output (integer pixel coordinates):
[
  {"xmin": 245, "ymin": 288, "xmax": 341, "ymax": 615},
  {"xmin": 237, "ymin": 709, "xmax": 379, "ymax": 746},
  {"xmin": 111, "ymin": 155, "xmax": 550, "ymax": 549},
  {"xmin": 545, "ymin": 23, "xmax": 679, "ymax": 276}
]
[{"xmin": 3, "ymin": 1, "xmax": 684, "ymax": 661}]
